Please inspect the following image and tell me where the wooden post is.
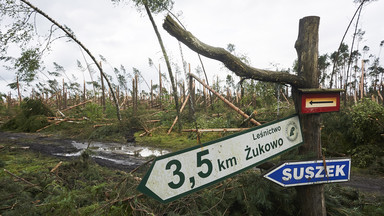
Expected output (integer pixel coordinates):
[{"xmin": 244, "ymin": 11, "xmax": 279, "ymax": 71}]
[{"xmin": 293, "ymin": 16, "xmax": 326, "ymax": 216}]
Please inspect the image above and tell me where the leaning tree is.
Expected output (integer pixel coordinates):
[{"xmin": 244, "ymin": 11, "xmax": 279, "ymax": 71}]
[
  {"xmin": 163, "ymin": 15, "xmax": 326, "ymax": 216},
  {"xmin": 1, "ymin": 0, "xmax": 122, "ymax": 121}
]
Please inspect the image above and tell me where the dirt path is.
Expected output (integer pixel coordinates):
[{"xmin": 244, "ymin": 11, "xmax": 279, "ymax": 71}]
[
  {"xmin": 1, "ymin": 131, "xmax": 383, "ymax": 195},
  {"xmin": 342, "ymin": 174, "xmax": 384, "ymax": 195}
]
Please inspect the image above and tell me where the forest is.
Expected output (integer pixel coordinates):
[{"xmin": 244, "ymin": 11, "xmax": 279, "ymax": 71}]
[{"xmin": 0, "ymin": 0, "xmax": 384, "ymax": 215}]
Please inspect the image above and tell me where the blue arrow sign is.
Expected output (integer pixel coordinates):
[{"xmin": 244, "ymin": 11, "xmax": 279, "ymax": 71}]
[{"xmin": 264, "ymin": 158, "xmax": 351, "ymax": 187}]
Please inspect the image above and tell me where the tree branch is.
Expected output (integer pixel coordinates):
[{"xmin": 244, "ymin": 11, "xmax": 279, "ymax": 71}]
[
  {"xmin": 163, "ymin": 15, "xmax": 306, "ymax": 87},
  {"xmin": 19, "ymin": 0, "xmax": 121, "ymax": 121}
]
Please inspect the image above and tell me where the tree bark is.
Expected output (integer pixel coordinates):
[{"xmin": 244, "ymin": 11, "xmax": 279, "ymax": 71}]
[
  {"xmin": 163, "ymin": 14, "xmax": 325, "ymax": 215},
  {"xmin": 159, "ymin": 64, "xmax": 162, "ymax": 109},
  {"xmin": 163, "ymin": 15, "xmax": 306, "ymax": 87},
  {"xmin": 293, "ymin": 16, "xmax": 326, "ymax": 216},
  {"xmin": 16, "ymin": 76, "xmax": 21, "ymax": 105},
  {"xmin": 144, "ymin": 4, "xmax": 181, "ymax": 131},
  {"xmin": 99, "ymin": 62, "xmax": 106, "ymax": 113}
]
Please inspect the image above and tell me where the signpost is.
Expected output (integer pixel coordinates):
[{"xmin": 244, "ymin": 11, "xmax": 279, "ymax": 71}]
[
  {"xmin": 138, "ymin": 115, "xmax": 303, "ymax": 203},
  {"xmin": 299, "ymin": 89, "xmax": 343, "ymax": 114},
  {"xmin": 264, "ymin": 158, "xmax": 351, "ymax": 187}
]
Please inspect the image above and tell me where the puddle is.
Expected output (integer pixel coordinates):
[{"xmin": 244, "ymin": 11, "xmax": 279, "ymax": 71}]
[
  {"xmin": 54, "ymin": 141, "xmax": 170, "ymax": 165},
  {"xmin": 69, "ymin": 141, "xmax": 169, "ymax": 157}
]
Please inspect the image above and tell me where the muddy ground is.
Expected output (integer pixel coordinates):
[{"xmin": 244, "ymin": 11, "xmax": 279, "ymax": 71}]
[
  {"xmin": 0, "ymin": 131, "xmax": 151, "ymax": 172},
  {"xmin": 1, "ymin": 131, "xmax": 383, "ymax": 195}
]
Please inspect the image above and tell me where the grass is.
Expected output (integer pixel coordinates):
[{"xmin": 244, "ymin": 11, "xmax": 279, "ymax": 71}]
[
  {"xmin": 1, "ymin": 100, "xmax": 384, "ymax": 215},
  {"xmin": 0, "ymin": 142, "xmax": 138, "ymax": 215}
]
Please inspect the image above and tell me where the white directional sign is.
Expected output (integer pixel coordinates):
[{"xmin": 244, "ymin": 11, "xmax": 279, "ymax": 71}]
[{"xmin": 138, "ymin": 115, "xmax": 303, "ymax": 203}]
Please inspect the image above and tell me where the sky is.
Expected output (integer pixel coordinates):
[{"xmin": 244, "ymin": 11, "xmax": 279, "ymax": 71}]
[{"xmin": 1, "ymin": 0, "xmax": 384, "ymax": 96}]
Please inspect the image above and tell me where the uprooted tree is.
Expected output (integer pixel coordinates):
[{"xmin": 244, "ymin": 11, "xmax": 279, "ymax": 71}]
[{"xmin": 163, "ymin": 15, "xmax": 326, "ymax": 216}]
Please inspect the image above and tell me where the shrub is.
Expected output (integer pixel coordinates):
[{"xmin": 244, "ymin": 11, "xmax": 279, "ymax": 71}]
[
  {"xmin": 84, "ymin": 103, "xmax": 103, "ymax": 120},
  {"xmin": 348, "ymin": 99, "xmax": 384, "ymax": 146},
  {"xmin": 1, "ymin": 98, "xmax": 52, "ymax": 132},
  {"xmin": 322, "ymin": 99, "xmax": 384, "ymax": 169}
]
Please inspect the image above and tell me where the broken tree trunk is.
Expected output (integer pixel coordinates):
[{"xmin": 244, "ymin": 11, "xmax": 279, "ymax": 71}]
[
  {"xmin": 182, "ymin": 128, "xmax": 250, "ymax": 133},
  {"xmin": 293, "ymin": 16, "xmax": 326, "ymax": 216},
  {"xmin": 100, "ymin": 62, "xmax": 106, "ymax": 113},
  {"xmin": 60, "ymin": 99, "xmax": 92, "ymax": 112},
  {"xmin": 17, "ymin": 76, "xmax": 21, "ymax": 105},
  {"xmin": 167, "ymin": 93, "xmax": 190, "ymax": 134},
  {"xmin": 163, "ymin": 14, "xmax": 326, "ymax": 216},
  {"xmin": 189, "ymin": 73, "xmax": 261, "ymax": 126},
  {"xmin": 163, "ymin": 15, "xmax": 306, "ymax": 87}
]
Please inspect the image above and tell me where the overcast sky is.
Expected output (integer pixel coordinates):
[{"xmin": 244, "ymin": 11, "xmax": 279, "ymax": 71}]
[{"xmin": 1, "ymin": 0, "xmax": 383, "ymax": 95}]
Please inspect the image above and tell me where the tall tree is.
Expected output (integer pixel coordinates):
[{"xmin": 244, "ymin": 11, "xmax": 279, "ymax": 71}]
[
  {"xmin": 330, "ymin": 43, "xmax": 349, "ymax": 88},
  {"xmin": 113, "ymin": 0, "xmax": 181, "ymax": 130},
  {"xmin": 143, "ymin": 1, "xmax": 181, "ymax": 131},
  {"xmin": 318, "ymin": 54, "xmax": 330, "ymax": 87}
]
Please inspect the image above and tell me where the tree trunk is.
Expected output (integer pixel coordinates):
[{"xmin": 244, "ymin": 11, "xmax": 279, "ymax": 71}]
[
  {"xmin": 163, "ymin": 15, "xmax": 305, "ymax": 87},
  {"xmin": 190, "ymin": 73, "xmax": 261, "ymax": 126},
  {"xmin": 150, "ymin": 80, "xmax": 153, "ymax": 108},
  {"xmin": 159, "ymin": 64, "xmax": 162, "ymax": 109},
  {"xmin": 188, "ymin": 70, "xmax": 195, "ymax": 120},
  {"xmin": 293, "ymin": 16, "xmax": 326, "ymax": 216},
  {"xmin": 100, "ymin": 62, "xmax": 106, "ymax": 113},
  {"xmin": 144, "ymin": 3, "xmax": 181, "ymax": 131},
  {"xmin": 133, "ymin": 78, "xmax": 136, "ymax": 116},
  {"xmin": 163, "ymin": 14, "xmax": 326, "ymax": 215},
  {"xmin": 17, "ymin": 76, "xmax": 21, "ymax": 105}
]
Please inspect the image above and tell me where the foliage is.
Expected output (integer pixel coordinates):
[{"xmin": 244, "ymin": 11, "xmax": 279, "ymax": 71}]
[
  {"xmin": 325, "ymin": 185, "xmax": 364, "ymax": 216},
  {"xmin": 322, "ymin": 99, "xmax": 384, "ymax": 170},
  {"xmin": 348, "ymin": 99, "xmax": 384, "ymax": 146},
  {"xmin": 13, "ymin": 48, "xmax": 41, "ymax": 84},
  {"xmin": 0, "ymin": 143, "xmax": 131, "ymax": 216},
  {"xmin": 0, "ymin": 0, "xmax": 34, "ymax": 54},
  {"xmin": 1, "ymin": 98, "xmax": 53, "ymax": 132},
  {"xmin": 84, "ymin": 102, "xmax": 103, "ymax": 120},
  {"xmin": 112, "ymin": 0, "xmax": 174, "ymax": 14},
  {"xmin": 2, "ymin": 142, "xmax": 381, "ymax": 216}
]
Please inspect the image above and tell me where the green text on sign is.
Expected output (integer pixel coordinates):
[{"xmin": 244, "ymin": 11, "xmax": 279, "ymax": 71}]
[{"xmin": 137, "ymin": 115, "xmax": 303, "ymax": 203}]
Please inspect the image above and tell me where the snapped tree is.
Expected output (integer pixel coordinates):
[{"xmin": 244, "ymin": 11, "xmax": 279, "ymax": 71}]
[{"xmin": 163, "ymin": 15, "xmax": 326, "ymax": 216}]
